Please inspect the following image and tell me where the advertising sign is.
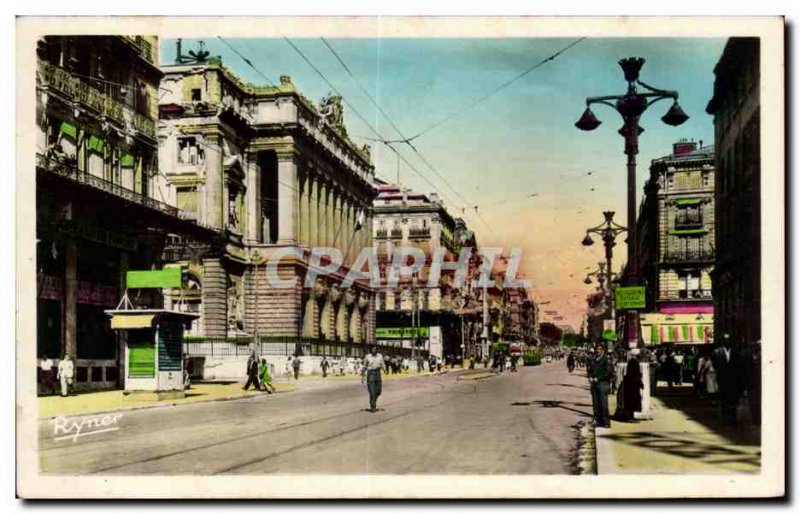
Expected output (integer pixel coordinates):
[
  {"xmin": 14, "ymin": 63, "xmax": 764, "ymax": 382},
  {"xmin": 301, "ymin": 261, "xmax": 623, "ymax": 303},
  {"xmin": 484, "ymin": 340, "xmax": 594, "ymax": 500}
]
[
  {"xmin": 375, "ymin": 327, "xmax": 430, "ymax": 339},
  {"xmin": 614, "ymin": 286, "xmax": 646, "ymax": 310}
]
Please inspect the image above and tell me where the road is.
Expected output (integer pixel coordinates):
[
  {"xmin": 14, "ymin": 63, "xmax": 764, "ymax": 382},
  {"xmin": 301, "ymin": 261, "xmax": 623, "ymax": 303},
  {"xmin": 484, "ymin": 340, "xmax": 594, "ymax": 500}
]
[{"xmin": 39, "ymin": 361, "xmax": 593, "ymax": 475}]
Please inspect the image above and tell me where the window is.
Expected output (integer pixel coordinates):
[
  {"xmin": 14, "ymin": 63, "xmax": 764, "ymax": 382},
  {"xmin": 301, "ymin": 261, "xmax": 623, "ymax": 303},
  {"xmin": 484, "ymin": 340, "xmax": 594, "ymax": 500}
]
[
  {"xmin": 678, "ymin": 271, "xmax": 701, "ymax": 299},
  {"xmin": 176, "ymin": 186, "xmax": 198, "ymax": 217},
  {"xmin": 191, "ymin": 88, "xmax": 202, "ymax": 102},
  {"xmin": 178, "ymin": 137, "xmax": 204, "ymax": 165}
]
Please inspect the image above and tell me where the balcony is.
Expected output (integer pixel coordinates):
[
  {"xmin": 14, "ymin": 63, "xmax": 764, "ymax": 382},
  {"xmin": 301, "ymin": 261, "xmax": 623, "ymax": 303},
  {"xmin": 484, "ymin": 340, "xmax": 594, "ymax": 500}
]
[
  {"xmin": 37, "ymin": 152, "xmax": 180, "ymax": 217},
  {"xmin": 408, "ymin": 227, "xmax": 431, "ymax": 239},
  {"xmin": 120, "ymin": 36, "xmax": 155, "ymax": 64},
  {"xmin": 389, "ymin": 229, "xmax": 403, "ymax": 239},
  {"xmin": 375, "ymin": 229, "xmax": 388, "ymax": 239},
  {"xmin": 37, "ymin": 61, "xmax": 157, "ymax": 141},
  {"xmin": 662, "ymin": 248, "xmax": 715, "ymax": 263}
]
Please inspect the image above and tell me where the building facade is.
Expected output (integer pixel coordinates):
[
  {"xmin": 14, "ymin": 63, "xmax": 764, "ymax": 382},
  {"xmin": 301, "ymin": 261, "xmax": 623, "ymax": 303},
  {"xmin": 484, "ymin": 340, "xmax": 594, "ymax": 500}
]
[
  {"xmin": 156, "ymin": 43, "xmax": 377, "ymax": 352},
  {"xmin": 371, "ymin": 181, "xmax": 473, "ymax": 360},
  {"xmin": 35, "ymin": 36, "xmax": 214, "ymax": 390},
  {"xmin": 634, "ymin": 140, "xmax": 716, "ymax": 346},
  {"xmin": 706, "ymin": 37, "xmax": 761, "ymax": 349}
]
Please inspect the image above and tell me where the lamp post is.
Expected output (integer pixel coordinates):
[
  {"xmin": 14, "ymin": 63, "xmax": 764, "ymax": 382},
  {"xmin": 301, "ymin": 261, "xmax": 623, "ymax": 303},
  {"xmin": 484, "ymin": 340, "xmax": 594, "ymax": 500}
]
[
  {"xmin": 582, "ymin": 211, "xmax": 626, "ymax": 320},
  {"xmin": 576, "ymin": 57, "xmax": 688, "ymax": 347}
]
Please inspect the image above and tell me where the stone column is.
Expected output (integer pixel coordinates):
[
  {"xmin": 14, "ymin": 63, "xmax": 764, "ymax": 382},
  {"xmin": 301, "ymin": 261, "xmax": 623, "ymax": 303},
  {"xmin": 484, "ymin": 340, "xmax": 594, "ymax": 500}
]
[
  {"xmin": 328, "ymin": 187, "xmax": 338, "ymax": 249},
  {"xmin": 298, "ymin": 170, "xmax": 309, "ymax": 245},
  {"xmin": 202, "ymin": 258, "xmax": 228, "ymax": 337},
  {"xmin": 308, "ymin": 173, "xmax": 318, "ymax": 247},
  {"xmin": 204, "ymin": 134, "xmax": 224, "ymax": 230},
  {"xmin": 318, "ymin": 180, "xmax": 329, "ymax": 248},
  {"xmin": 245, "ymin": 153, "xmax": 261, "ymax": 243},
  {"xmin": 276, "ymin": 149, "xmax": 298, "ymax": 245},
  {"xmin": 64, "ymin": 240, "xmax": 77, "ymax": 358}
]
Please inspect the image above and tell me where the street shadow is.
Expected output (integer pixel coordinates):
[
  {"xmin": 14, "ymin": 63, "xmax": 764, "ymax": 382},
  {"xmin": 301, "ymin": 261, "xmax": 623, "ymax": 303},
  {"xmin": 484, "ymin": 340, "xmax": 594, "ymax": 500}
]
[
  {"xmin": 600, "ymin": 430, "xmax": 761, "ymax": 471},
  {"xmin": 545, "ymin": 383, "xmax": 590, "ymax": 391},
  {"xmin": 654, "ymin": 386, "xmax": 761, "ymax": 447},
  {"xmin": 511, "ymin": 399, "xmax": 593, "ymax": 418}
]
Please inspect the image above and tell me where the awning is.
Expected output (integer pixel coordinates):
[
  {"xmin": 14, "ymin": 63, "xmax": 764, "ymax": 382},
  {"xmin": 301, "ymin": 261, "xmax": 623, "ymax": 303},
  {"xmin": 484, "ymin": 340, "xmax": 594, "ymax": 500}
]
[
  {"xmin": 669, "ymin": 228, "xmax": 708, "ymax": 236},
  {"xmin": 674, "ymin": 198, "xmax": 704, "ymax": 206},
  {"xmin": 110, "ymin": 314, "xmax": 155, "ymax": 329},
  {"xmin": 640, "ymin": 312, "xmax": 713, "ymax": 345},
  {"xmin": 87, "ymin": 135, "xmax": 105, "ymax": 153},
  {"xmin": 59, "ymin": 121, "xmax": 77, "ymax": 139}
]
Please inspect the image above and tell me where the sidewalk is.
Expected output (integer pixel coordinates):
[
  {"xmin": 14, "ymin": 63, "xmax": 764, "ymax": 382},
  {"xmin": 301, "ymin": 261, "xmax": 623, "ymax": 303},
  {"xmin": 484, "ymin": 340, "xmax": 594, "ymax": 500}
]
[
  {"xmin": 595, "ymin": 385, "xmax": 761, "ymax": 474},
  {"xmin": 38, "ymin": 381, "xmax": 295, "ymax": 419}
]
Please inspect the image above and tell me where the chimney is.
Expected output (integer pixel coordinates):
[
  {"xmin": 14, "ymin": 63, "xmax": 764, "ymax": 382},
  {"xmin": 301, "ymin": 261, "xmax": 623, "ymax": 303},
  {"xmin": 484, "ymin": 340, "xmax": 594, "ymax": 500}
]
[
  {"xmin": 672, "ymin": 138, "xmax": 697, "ymax": 156},
  {"xmin": 176, "ymin": 38, "xmax": 183, "ymax": 64}
]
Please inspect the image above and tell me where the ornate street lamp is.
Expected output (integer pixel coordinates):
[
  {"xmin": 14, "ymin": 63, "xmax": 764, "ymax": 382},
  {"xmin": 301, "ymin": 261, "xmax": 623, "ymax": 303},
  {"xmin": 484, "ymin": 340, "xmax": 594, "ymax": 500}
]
[
  {"xmin": 581, "ymin": 211, "xmax": 626, "ymax": 320},
  {"xmin": 575, "ymin": 57, "xmax": 688, "ymax": 348}
]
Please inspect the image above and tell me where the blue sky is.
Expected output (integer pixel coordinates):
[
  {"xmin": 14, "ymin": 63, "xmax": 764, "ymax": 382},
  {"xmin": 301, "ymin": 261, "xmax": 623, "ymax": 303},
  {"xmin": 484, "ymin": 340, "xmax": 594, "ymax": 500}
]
[{"xmin": 161, "ymin": 37, "xmax": 727, "ymax": 328}]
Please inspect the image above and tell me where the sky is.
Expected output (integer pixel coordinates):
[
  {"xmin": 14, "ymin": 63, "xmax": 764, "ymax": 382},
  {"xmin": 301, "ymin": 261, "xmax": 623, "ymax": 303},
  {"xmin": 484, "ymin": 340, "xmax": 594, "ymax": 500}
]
[{"xmin": 161, "ymin": 37, "xmax": 727, "ymax": 330}]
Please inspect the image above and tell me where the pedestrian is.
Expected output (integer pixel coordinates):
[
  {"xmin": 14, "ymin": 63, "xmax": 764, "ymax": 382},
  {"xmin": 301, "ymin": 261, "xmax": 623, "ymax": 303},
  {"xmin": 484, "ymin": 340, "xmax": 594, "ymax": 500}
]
[
  {"xmin": 567, "ymin": 351, "xmax": 576, "ymax": 373},
  {"xmin": 243, "ymin": 351, "xmax": 260, "ymax": 391},
  {"xmin": 588, "ymin": 343, "xmax": 612, "ymax": 428},
  {"xmin": 259, "ymin": 358, "xmax": 275, "ymax": 393},
  {"xmin": 292, "ymin": 355, "xmax": 302, "ymax": 380},
  {"xmin": 183, "ymin": 353, "xmax": 192, "ymax": 390},
  {"xmin": 510, "ymin": 354, "xmax": 519, "ymax": 372},
  {"xmin": 713, "ymin": 334, "xmax": 743, "ymax": 425},
  {"xmin": 285, "ymin": 356, "xmax": 294, "ymax": 382},
  {"xmin": 56, "ymin": 354, "xmax": 74, "ymax": 397},
  {"xmin": 361, "ymin": 345, "xmax": 385, "ymax": 412},
  {"xmin": 616, "ymin": 350, "xmax": 644, "ymax": 421},
  {"xmin": 674, "ymin": 350, "xmax": 685, "ymax": 384},
  {"xmin": 321, "ymin": 357, "xmax": 330, "ymax": 378},
  {"xmin": 39, "ymin": 354, "xmax": 55, "ymax": 396},
  {"xmin": 745, "ymin": 341, "xmax": 761, "ymax": 425}
]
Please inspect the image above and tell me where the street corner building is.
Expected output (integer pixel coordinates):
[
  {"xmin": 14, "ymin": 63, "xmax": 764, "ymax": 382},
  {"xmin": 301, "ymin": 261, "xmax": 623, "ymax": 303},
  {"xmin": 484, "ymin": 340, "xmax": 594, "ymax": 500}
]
[
  {"xmin": 35, "ymin": 35, "xmax": 221, "ymax": 391},
  {"xmin": 633, "ymin": 138, "xmax": 717, "ymax": 346}
]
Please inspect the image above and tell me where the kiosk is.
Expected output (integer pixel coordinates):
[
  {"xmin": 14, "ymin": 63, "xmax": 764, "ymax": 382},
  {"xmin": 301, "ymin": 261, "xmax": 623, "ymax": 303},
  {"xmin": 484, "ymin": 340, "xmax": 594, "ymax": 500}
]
[{"xmin": 106, "ymin": 309, "xmax": 198, "ymax": 399}]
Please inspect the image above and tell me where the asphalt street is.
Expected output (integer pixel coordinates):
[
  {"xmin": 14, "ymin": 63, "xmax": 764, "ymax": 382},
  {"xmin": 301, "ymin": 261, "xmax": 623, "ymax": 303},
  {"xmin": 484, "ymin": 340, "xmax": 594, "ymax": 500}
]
[{"xmin": 39, "ymin": 361, "xmax": 593, "ymax": 475}]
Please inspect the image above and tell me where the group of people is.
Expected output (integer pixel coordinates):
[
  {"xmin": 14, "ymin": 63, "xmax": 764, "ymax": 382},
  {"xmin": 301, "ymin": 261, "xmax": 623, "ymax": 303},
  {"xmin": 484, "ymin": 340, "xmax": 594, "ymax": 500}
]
[
  {"xmin": 489, "ymin": 352, "xmax": 520, "ymax": 373},
  {"xmin": 242, "ymin": 351, "xmax": 277, "ymax": 393},
  {"xmin": 566, "ymin": 350, "xmax": 590, "ymax": 373},
  {"xmin": 38, "ymin": 354, "xmax": 75, "ymax": 397}
]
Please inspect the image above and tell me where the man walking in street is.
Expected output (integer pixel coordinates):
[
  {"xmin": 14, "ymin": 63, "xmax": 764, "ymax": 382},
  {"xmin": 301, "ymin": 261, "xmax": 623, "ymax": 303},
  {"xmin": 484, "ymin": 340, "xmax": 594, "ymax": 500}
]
[
  {"xmin": 362, "ymin": 345, "xmax": 385, "ymax": 412},
  {"xmin": 56, "ymin": 354, "xmax": 74, "ymax": 397},
  {"xmin": 243, "ymin": 350, "xmax": 260, "ymax": 391},
  {"xmin": 588, "ymin": 342, "xmax": 612, "ymax": 428}
]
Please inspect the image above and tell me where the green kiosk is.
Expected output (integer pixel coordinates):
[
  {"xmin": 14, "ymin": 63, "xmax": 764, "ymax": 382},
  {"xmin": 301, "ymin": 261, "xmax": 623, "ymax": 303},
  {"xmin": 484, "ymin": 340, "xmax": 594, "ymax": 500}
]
[{"xmin": 106, "ymin": 268, "xmax": 198, "ymax": 400}]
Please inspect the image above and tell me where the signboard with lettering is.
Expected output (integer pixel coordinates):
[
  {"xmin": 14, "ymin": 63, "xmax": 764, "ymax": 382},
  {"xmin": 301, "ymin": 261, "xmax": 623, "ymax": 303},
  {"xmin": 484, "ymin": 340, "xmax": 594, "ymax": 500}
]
[
  {"xmin": 375, "ymin": 327, "xmax": 430, "ymax": 339},
  {"xmin": 614, "ymin": 286, "xmax": 646, "ymax": 310}
]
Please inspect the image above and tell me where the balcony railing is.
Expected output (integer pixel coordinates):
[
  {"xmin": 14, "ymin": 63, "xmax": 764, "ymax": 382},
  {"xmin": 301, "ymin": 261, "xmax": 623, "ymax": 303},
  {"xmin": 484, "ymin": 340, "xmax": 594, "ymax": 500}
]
[
  {"xmin": 675, "ymin": 214, "xmax": 703, "ymax": 228},
  {"xmin": 390, "ymin": 229, "xmax": 403, "ymax": 239},
  {"xmin": 408, "ymin": 228, "xmax": 431, "ymax": 239},
  {"xmin": 375, "ymin": 229, "xmax": 388, "ymax": 239},
  {"xmin": 38, "ymin": 61, "xmax": 156, "ymax": 141},
  {"xmin": 662, "ymin": 248, "xmax": 715, "ymax": 263},
  {"xmin": 37, "ymin": 153, "xmax": 180, "ymax": 217},
  {"xmin": 121, "ymin": 36, "xmax": 155, "ymax": 64}
]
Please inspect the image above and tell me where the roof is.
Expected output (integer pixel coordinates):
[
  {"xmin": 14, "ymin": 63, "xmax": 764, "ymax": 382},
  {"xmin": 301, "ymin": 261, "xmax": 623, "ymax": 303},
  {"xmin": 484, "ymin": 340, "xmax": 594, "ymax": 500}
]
[{"xmin": 651, "ymin": 145, "xmax": 715, "ymax": 164}]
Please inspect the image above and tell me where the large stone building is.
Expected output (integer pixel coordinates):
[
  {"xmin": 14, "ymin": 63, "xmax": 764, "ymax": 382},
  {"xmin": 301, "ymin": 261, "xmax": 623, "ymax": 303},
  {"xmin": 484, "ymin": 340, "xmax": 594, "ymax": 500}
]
[
  {"xmin": 633, "ymin": 140, "xmax": 716, "ymax": 346},
  {"xmin": 35, "ymin": 36, "xmax": 215, "ymax": 391},
  {"xmin": 155, "ymin": 42, "xmax": 377, "ymax": 352},
  {"xmin": 371, "ymin": 180, "xmax": 475, "ymax": 360},
  {"xmin": 706, "ymin": 37, "xmax": 761, "ymax": 349}
]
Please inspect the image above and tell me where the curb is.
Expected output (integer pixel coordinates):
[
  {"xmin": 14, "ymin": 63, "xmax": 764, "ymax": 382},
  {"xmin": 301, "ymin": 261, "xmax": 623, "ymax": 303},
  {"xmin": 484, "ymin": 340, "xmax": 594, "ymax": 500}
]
[
  {"xmin": 39, "ymin": 386, "xmax": 296, "ymax": 421},
  {"xmin": 457, "ymin": 372, "xmax": 496, "ymax": 381},
  {"xmin": 593, "ymin": 426, "xmax": 616, "ymax": 475}
]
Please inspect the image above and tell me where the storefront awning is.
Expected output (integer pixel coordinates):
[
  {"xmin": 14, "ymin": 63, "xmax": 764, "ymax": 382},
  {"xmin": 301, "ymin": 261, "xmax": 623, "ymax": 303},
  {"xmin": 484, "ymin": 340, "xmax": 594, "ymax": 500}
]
[
  {"xmin": 110, "ymin": 314, "xmax": 155, "ymax": 329},
  {"xmin": 640, "ymin": 313, "xmax": 713, "ymax": 345}
]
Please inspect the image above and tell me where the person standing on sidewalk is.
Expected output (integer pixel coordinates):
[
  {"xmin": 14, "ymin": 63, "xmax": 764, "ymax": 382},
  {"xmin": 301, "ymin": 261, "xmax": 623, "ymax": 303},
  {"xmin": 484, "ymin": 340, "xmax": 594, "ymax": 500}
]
[
  {"xmin": 713, "ymin": 334, "xmax": 743, "ymax": 425},
  {"xmin": 321, "ymin": 357, "xmax": 330, "ymax": 378},
  {"xmin": 361, "ymin": 345, "xmax": 385, "ymax": 412},
  {"xmin": 39, "ymin": 354, "xmax": 55, "ymax": 396},
  {"xmin": 292, "ymin": 355, "xmax": 302, "ymax": 380},
  {"xmin": 588, "ymin": 343, "xmax": 612, "ymax": 428},
  {"xmin": 56, "ymin": 354, "xmax": 74, "ymax": 397}
]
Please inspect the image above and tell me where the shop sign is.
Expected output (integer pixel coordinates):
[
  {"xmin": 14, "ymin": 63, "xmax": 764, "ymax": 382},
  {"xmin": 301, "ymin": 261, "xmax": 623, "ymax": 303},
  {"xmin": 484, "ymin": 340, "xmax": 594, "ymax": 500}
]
[
  {"xmin": 375, "ymin": 327, "xmax": 429, "ymax": 339},
  {"xmin": 615, "ymin": 286, "xmax": 646, "ymax": 310},
  {"xmin": 77, "ymin": 281, "xmax": 118, "ymax": 306}
]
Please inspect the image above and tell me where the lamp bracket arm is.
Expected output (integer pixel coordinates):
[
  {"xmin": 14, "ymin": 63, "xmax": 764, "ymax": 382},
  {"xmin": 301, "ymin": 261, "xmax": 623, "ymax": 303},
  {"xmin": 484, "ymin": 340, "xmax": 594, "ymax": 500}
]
[{"xmin": 636, "ymin": 80, "xmax": 678, "ymax": 98}]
